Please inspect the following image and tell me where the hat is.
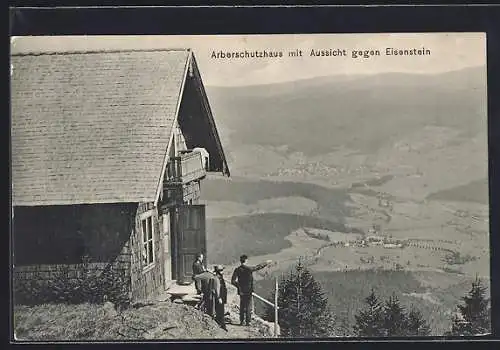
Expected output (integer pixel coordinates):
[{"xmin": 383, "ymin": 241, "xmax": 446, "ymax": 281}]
[{"xmin": 214, "ymin": 265, "xmax": 225, "ymax": 272}]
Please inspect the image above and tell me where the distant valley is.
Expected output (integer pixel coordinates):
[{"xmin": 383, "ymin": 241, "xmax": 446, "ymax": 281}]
[{"xmin": 201, "ymin": 66, "xmax": 489, "ymax": 335}]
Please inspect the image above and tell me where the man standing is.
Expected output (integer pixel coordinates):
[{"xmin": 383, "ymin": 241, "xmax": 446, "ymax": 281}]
[
  {"xmin": 231, "ymin": 255, "xmax": 272, "ymax": 326},
  {"xmin": 192, "ymin": 252, "xmax": 207, "ymax": 294},
  {"xmin": 193, "ymin": 252, "xmax": 206, "ymax": 275},
  {"xmin": 213, "ymin": 265, "xmax": 228, "ymax": 331}
]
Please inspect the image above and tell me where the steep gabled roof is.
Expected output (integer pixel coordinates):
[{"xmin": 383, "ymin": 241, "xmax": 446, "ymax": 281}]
[{"xmin": 11, "ymin": 49, "xmax": 192, "ymax": 206}]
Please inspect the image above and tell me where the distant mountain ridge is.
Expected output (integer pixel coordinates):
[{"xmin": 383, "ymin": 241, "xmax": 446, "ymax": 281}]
[
  {"xmin": 206, "ymin": 66, "xmax": 487, "ymax": 158},
  {"xmin": 206, "ymin": 66, "xmax": 485, "ymax": 93}
]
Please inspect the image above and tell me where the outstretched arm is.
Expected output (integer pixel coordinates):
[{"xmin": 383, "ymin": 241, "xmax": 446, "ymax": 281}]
[{"xmin": 251, "ymin": 260, "xmax": 273, "ymax": 272}]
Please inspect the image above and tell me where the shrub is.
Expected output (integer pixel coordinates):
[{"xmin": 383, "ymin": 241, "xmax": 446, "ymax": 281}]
[
  {"xmin": 13, "ymin": 259, "xmax": 130, "ymax": 308},
  {"xmin": 443, "ymin": 251, "xmax": 477, "ymax": 265},
  {"xmin": 360, "ymin": 256, "xmax": 375, "ymax": 264}
]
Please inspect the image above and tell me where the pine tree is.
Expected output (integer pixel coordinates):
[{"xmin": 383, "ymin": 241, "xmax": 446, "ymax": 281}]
[
  {"xmin": 451, "ymin": 276, "xmax": 491, "ymax": 336},
  {"xmin": 407, "ymin": 306, "xmax": 431, "ymax": 336},
  {"xmin": 266, "ymin": 260, "xmax": 335, "ymax": 338},
  {"xmin": 382, "ymin": 293, "xmax": 408, "ymax": 336},
  {"xmin": 354, "ymin": 291, "xmax": 432, "ymax": 337},
  {"xmin": 353, "ymin": 289, "xmax": 385, "ymax": 336}
]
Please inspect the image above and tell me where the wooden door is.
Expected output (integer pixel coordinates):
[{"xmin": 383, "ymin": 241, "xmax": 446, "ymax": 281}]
[{"xmin": 177, "ymin": 204, "xmax": 206, "ymax": 284}]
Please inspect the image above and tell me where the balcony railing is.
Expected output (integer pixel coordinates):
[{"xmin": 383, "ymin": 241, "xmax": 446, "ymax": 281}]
[{"xmin": 164, "ymin": 151, "xmax": 207, "ymax": 186}]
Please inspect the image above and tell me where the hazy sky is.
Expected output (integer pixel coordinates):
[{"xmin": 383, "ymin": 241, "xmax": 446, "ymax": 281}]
[{"xmin": 11, "ymin": 33, "xmax": 486, "ymax": 86}]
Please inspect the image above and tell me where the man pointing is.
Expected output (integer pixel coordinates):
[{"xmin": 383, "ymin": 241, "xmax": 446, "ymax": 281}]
[{"xmin": 231, "ymin": 255, "xmax": 272, "ymax": 326}]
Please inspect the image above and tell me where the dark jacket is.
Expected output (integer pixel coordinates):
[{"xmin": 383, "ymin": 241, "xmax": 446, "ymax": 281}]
[
  {"xmin": 192, "ymin": 261, "xmax": 207, "ymax": 294},
  {"xmin": 194, "ymin": 272, "xmax": 218, "ymax": 316},
  {"xmin": 192, "ymin": 260, "xmax": 205, "ymax": 277},
  {"xmin": 231, "ymin": 262, "xmax": 268, "ymax": 295},
  {"xmin": 215, "ymin": 273, "xmax": 227, "ymax": 304}
]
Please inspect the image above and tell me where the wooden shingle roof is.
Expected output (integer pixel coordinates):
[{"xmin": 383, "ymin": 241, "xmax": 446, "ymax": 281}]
[{"xmin": 11, "ymin": 49, "xmax": 191, "ymax": 206}]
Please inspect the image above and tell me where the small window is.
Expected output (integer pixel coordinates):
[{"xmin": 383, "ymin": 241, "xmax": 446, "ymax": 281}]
[{"xmin": 140, "ymin": 212, "xmax": 155, "ymax": 268}]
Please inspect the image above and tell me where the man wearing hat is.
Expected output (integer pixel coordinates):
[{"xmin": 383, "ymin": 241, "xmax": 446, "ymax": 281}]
[{"xmin": 213, "ymin": 265, "xmax": 228, "ymax": 331}]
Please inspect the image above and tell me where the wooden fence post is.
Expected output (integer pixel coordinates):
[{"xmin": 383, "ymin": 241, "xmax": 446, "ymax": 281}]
[{"xmin": 274, "ymin": 277, "xmax": 279, "ymax": 337}]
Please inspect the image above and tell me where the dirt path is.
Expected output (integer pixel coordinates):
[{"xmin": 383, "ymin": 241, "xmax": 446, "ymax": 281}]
[
  {"xmin": 224, "ymin": 312, "xmax": 267, "ymax": 338},
  {"xmin": 222, "ymin": 285, "xmax": 273, "ymax": 339}
]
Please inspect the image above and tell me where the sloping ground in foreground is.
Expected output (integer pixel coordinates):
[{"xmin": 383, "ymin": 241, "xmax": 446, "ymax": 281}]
[{"xmin": 13, "ymin": 301, "xmax": 268, "ymax": 340}]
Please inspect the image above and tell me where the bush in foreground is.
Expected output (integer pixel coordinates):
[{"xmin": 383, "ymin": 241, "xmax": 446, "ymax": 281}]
[{"xmin": 14, "ymin": 259, "xmax": 130, "ymax": 307}]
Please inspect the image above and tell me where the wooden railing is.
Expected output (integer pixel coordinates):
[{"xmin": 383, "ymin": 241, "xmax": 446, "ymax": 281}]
[{"xmin": 165, "ymin": 152, "xmax": 206, "ymax": 185}]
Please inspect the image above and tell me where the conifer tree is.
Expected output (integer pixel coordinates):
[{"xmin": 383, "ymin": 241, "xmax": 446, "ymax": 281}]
[
  {"xmin": 266, "ymin": 260, "xmax": 335, "ymax": 338},
  {"xmin": 407, "ymin": 307, "xmax": 431, "ymax": 336},
  {"xmin": 383, "ymin": 293, "xmax": 408, "ymax": 336},
  {"xmin": 353, "ymin": 289, "xmax": 385, "ymax": 336},
  {"xmin": 354, "ymin": 290, "xmax": 432, "ymax": 337},
  {"xmin": 451, "ymin": 276, "xmax": 491, "ymax": 336}
]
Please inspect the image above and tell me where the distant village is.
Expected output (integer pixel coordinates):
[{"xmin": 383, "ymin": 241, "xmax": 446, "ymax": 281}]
[
  {"xmin": 305, "ymin": 227, "xmax": 405, "ymax": 249},
  {"xmin": 272, "ymin": 161, "xmax": 371, "ymax": 179},
  {"xmin": 303, "ymin": 224, "xmax": 459, "ymax": 254}
]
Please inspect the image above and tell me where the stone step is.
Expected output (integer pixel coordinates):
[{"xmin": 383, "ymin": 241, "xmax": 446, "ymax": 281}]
[
  {"xmin": 166, "ymin": 283, "xmax": 197, "ymax": 297},
  {"xmin": 182, "ymin": 294, "xmax": 203, "ymax": 303}
]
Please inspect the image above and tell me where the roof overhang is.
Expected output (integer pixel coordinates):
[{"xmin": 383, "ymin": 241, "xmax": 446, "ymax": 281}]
[{"xmin": 186, "ymin": 53, "xmax": 231, "ymax": 177}]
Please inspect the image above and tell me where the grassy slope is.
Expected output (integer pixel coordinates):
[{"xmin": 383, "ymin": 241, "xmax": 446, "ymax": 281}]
[{"xmin": 14, "ymin": 302, "xmax": 231, "ymax": 340}]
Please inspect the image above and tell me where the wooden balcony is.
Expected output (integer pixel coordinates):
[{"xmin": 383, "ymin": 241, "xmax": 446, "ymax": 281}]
[{"xmin": 164, "ymin": 151, "xmax": 207, "ymax": 187}]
